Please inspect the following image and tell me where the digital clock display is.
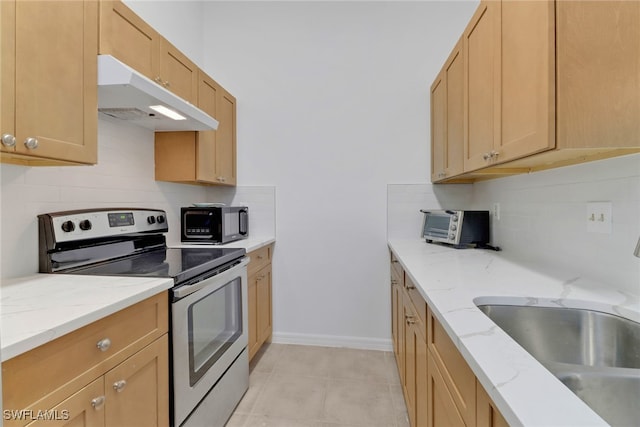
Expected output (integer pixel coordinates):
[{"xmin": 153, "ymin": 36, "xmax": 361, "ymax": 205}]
[{"xmin": 108, "ymin": 212, "xmax": 135, "ymax": 227}]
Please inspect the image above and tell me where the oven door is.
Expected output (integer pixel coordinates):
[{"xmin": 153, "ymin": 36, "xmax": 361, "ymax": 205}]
[{"xmin": 171, "ymin": 258, "xmax": 249, "ymax": 427}]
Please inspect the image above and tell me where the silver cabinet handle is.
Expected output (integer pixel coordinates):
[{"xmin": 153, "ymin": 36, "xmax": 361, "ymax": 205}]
[
  {"xmin": 154, "ymin": 76, "xmax": 163, "ymax": 84},
  {"xmin": 483, "ymin": 152, "xmax": 491, "ymax": 161},
  {"xmin": 113, "ymin": 380, "xmax": 127, "ymax": 393},
  {"xmin": 490, "ymin": 150, "xmax": 499, "ymax": 159},
  {"xmin": 405, "ymin": 315, "xmax": 416, "ymax": 325},
  {"xmin": 96, "ymin": 338, "xmax": 112, "ymax": 352},
  {"xmin": 405, "ymin": 282, "xmax": 415, "ymax": 290},
  {"xmin": 24, "ymin": 137, "xmax": 38, "ymax": 150},
  {"xmin": 91, "ymin": 396, "xmax": 105, "ymax": 410},
  {"xmin": 1, "ymin": 134, "xmax": 16, "ymax": 147},
  {"xmin": 391, "ymin": 278, "xmax": 398, "ymax": 285},
  {"xmin": 164, "ymin": 81, "xmax": 171, "ymax": 88}
]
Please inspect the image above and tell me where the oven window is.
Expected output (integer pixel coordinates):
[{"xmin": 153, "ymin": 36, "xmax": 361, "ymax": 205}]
[
  {"xmin": 187, "ymin": 277, "xmax": 242, "ymax": 386},
  {"xmin": 424, "ymin": 214, "xmax": 451, "ymax": 238}
]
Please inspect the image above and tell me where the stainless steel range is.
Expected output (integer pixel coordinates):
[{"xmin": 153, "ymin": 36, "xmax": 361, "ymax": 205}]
[{"xmin": 38, "ymin": 208, "xmax": 249, "ymax": 427}]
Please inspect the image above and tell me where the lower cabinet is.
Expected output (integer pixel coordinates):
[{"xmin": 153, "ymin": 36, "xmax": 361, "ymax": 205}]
[
  {"xmin": 2, "ymin": 292, "xmax": 169, "ymax": 427},
  {"xmin": 248, "ymin": 244, "xmax": 274, "ymax": 360},
  {"xmin": 389, "ymin": 252, "xmax": 507, "ymax": 427}
]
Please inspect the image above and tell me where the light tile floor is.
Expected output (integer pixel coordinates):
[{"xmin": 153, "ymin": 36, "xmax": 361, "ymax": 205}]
[{"xmin": 227, "ymin": 344, "xmax": 410, "ymax": 427}]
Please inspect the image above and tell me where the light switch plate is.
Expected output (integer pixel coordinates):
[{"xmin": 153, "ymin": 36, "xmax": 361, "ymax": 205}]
[{"xmin": 586, "ymin": 202, "xmax": 612, "ymax": 234}]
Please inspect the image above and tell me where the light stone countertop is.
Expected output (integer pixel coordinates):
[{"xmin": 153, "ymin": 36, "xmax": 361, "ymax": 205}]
[
  {"xmin": 388, "ymin": 238, "xmax": 640, "ymax": 427},
  {"xmin": 1, "ymin": 237, "xmax": 275, "ymax": 362},
  {"xmin": 0, "ymin": 274, "xmax": 173, "ymax": 362},
  {"xmin": 175, "ymin": 236, "xmax": 275, "ymax": 253}
]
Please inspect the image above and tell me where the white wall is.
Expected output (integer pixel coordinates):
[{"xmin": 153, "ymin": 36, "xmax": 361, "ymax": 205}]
[
  {"xmin": 123, "ymin": 0, "xmax": 205, "ymax": 65},
  {"xmin": 201, "ymin": 1, "xmax": 478, "ymax": 348},
  {"xmin": 472, "ymin": 154, "xmax": 640, "ymax": 297}
]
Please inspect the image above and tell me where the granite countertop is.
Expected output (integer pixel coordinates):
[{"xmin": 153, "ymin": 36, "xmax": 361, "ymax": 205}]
[
  {"xmin": 0, "ymin": 274, "xmax": 173, "ymax": 362},
  {"xmin": 388, "ymin": 238, "xmax": 640, "ymax": 427}
]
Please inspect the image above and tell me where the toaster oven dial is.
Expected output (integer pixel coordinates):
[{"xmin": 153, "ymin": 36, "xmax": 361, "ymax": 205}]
[
  {"xmin": 449, "ymin": 233, "xmax": 456, "ymax": 240},
  {"xmin": 450, "ymin": 224, "xmax": 457, "ymax": 231},
  {"xmin": 452, "ymin": 215, "xmax": 459, "ymax": 222}
]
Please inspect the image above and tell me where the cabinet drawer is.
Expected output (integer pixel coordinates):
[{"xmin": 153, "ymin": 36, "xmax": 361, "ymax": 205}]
[
  {"xmin": 405, "ymin": 276, "xmax": 427, "ymax": 337},
  {"xmin": 390, "ymin": 251, "xmax": 404, "ymax": 282},
  {"xmin": 428, "ymin": 307, "xmax": 476, "ymax": 427},
  {"xmin": 248, "ymin": 245, "xmax": 271, "ymax": 277},
  {"xmin": 2, "ymin": 292, "xmax": 168, "ymax": 417}
]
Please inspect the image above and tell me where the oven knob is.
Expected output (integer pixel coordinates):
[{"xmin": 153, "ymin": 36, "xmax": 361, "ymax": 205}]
[
  {"xmin": 452, "ymin": 215, "xmax": 459, "ymax": 222},
  {"xmin": 156, "ymin": 215, "xmax": 165, "ymax": 224},
  {"xmin": 79, "ymin": 220, "xmax": 92, "ymax": 231},
  {"xmin": 449, "ymin": 233, "xmax": 456, "ymax": 239},
  {"xmin": 61, "ymin": 220, "xmax": 75, "ymax": 233},
  {"xmin": 147, "ymin": 216, "xmax": 156, "ymax": 224},
  {"xmin": 450, "ymin": 224, "xmax": 457, "ymax": 231}
]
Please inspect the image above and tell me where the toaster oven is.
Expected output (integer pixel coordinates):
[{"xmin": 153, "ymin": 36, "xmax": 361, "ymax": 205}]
[{"xmin": 420, "ymin": 209, "xmax": 489, "ymax": 248}]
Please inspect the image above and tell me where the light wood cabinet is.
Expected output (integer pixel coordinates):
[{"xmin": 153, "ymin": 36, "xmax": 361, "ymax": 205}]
[
  {"xmin": 99, "ymin": 0, "xmax": 198, "ymax": 104},
  {"xmin": 248, "ymin": 244, "xmax": 274, "ymax": 360},
  {"xmin": 462, "ymin": 0, "xmax": 501, "ymax": 173},
  {"xmin": 2, "ymin": 292, "xmax": 169, "ymax": 427},
  {"xmin": 0, "ymin": 0, "xmax": 98, "ymax": 166},
  {"xmin": 155, "ymin": 71, "xmax": 237, "ymax": 186},
  {"xmin": 431, "ymin": 38, "xmax": 465, "ymax": 183},
  {"xmin": 390, "ymin": 251, "xmax": 508, "ymax": 427},
  {"xmin": 476, "ymin": 381, "xmax": 509, "ymax": 427},
  {"xmin": 432, "ymin": 0, "xmax": 640, "ymax": 183}
]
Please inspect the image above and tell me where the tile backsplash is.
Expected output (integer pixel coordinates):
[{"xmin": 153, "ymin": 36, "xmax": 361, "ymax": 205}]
[
  {"xmin": 0, "ymin": 118, "xmax": 275, "ymax": 280},
  {"xmin": 388, "ymin": 154, "xmax": 640, "ymax": 298}
]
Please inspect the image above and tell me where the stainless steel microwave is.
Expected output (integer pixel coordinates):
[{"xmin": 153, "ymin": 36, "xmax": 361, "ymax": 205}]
[
  {"xmin": 181, "ymin": 206, "xmax": 248, "ymax": 244},
  {"xmin": 420, "ymin": 209, "xmax": 489, "ymax": 248}
]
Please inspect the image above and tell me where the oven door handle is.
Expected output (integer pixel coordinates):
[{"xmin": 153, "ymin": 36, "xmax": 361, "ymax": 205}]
[{"xmin": 173, "ymin": 258, "xmax": 249, "ymax": 300}]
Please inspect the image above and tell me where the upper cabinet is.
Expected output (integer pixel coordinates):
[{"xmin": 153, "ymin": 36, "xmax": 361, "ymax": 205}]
[
  {"xmin": 101, "ymin": 0, "xmax": 238, "ymax": 186},
  {"xmin": 155, "ymin": 71, "xmax": 237, "ymax": 186},
  {"xmin": 99, "ymin": 0, "xmax": 198, "ymax": 105},
  {"xmin": 431, "ymin": 0, "xmax": 640, "ymax": 183},
  {"xmin": 1, "ymin": 0, "xmax": 98, "ymax": 165},
  {"xmin": 431, "ymin": 38, "xmax": 465, "ymax": 182}
]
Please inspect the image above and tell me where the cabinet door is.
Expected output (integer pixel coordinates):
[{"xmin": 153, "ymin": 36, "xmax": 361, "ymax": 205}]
[
  {"xmin": 104, "ymin": 335, "xmax": 169, "ymax": 427},
  {"xmin": 499, "ymin": 0, "xmax": 555, "ymax": 161},
  {"xmin": 256, "ymin": 264, "xmax": 273, "ymax": 345},
  {"xmin": 403, "ymin": 298, "xmax": 417, "ymax": 427},
  {"xmin": 556, "ymin": 0, "xmax": 640, "ymax": 150},
  {"xmin": 248, "ymin": 270, "xmax": 260, "ymax": 360},
  {"xmin": 415, "ymin": 326, "xmax": 428, "ymax": 427},
  {"xmin": 463, "ymin": 1, "xmax": 501, "ymax": 172},
  {"xmin": 25, "ymin": 378, "xmax": 105, "ymax": 427},
  {"xmin": 159, "ymin": 38, "xmax": 198, "ymax": 105},
  {"xmin": 430, "ymin": 70, "xmax": 446, "ymax": 182},
  {"xmin": 215, "ymin": 88, "xmax": 237, "ymax": 186},
  {"xmin": 476, "ymin": 381, "xmax": 509, "ymax": 427},
  {"xmin": 195, "ymin": 71, "xmax": 220, "ymax": 183},
  {"xmin": 444, "ymin": 39, "xmax": 464, "ymax": 178},
  {"xmin": 3, "ymin": 0, "xmax": 97, "ymax": 164},
  {"xmin": 99, "ymin": 0, "xmax": 160, "ymax": 82},
  {"xmin": 427, "ymin": 355, "xmax": 465, "ymax": 427}
]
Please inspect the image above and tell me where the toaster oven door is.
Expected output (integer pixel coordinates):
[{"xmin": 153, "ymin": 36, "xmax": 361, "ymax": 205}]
[{"xmin": 421, "ymin": 210, "xmax": 455, "ymax": 243}]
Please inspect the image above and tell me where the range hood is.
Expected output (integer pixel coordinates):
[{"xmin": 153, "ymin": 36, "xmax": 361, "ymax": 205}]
[{"xmin": 97, "ymin": 55, "xmax": 218, "ymax": 132}]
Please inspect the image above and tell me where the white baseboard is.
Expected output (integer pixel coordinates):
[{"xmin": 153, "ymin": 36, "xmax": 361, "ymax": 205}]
[{"xmin": 271, "ymin": 332, "xmax": 393, "ymax": 352}]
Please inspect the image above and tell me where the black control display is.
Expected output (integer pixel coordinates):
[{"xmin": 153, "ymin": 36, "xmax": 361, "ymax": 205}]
[{"xmin": 108, "ymin": 212, "xmax": 135, "ymax": 227}]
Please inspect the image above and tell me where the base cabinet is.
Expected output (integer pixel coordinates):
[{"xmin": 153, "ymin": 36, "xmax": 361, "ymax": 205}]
[
  {"xmin": 248, "ymin": 244, "xmax": 274, "ymax": 360},
  {"xmin": 390, "ymin": 252, "xmax": 507, "ymax": 427},
  {"xmin": 2, "ymin": 293, "xmax": 169, "ymax": 427}
]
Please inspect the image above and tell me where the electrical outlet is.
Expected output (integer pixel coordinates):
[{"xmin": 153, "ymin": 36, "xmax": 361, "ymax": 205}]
[
  {"xmin": 586, "ymin": 202, "xmax": 612, "ymax": 234},
  {"xmin": 492, "ymin": 203, "xmax": 500, "ymax": 221}
]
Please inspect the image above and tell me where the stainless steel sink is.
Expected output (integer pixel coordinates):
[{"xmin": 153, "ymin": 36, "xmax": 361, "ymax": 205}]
[
  {"xmin": 557, "ymin": 369, "xmax": 640, "ymax": 427},
  {"xmin": 476, "ymin": 304, "xmax": 640, "ymax": 426},
  {"xmin": 476, "ymin": 305, "xmax": 640, "ymax": 368}
]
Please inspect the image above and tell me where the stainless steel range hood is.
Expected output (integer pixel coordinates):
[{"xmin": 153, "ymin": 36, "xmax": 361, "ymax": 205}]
[{"xmin": 97, "ymin": 55, "xmax": 218, "ymax": 132}]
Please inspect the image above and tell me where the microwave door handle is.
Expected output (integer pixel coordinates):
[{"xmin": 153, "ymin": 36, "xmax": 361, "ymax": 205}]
[{"xmin": 239, "ymin": 210, "xmax": 248, "ymax": 235}]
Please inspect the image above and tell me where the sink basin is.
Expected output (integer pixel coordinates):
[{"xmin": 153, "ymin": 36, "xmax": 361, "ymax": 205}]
[
  {"xmin": 476, "ymin": 304, "xmax": 640, "ymax": 368},
  {"xmin": 557, "ymin": 369, "xmax": 640, "ymax": 427},
  {"xmin": 477, "ymin": 303, "xmax": 640, "ymax": 426}
]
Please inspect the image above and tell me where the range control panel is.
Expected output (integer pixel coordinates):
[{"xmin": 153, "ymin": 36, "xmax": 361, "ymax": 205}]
[{"xmin": 40, "ymin": 208, "xmax": 168, "ymax": 244}]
